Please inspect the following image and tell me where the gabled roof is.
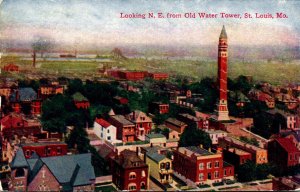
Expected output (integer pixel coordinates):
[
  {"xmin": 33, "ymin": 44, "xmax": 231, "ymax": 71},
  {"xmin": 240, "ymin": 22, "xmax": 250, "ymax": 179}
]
[
  {"xmin": 95, "ymin": 118, "xmax": 111, "ymax": 128},
  {"xmin": 127, "ymin": 110, "xmax": 152, "ymax": 123},
  {"xmin": 276, "ymin": 138, "xmax": 299, "ymax": 153},
  {"xmin": 10, "ymin": 88, "xmax": 37, "ymax": 102},
  {"xmin": 115, "ymin": 150, "xmax": 147, "ymax": 169},
  {"xmin": 10, "ymin": 148, "xmax": 28, "ymax": 168},
  {"xmin": 108, "ymin": 109, "xmax": 115, "ymax": 116},
  {"xmin": 72, "ymin": 92, "xmax": 88, "ymax": 102}
]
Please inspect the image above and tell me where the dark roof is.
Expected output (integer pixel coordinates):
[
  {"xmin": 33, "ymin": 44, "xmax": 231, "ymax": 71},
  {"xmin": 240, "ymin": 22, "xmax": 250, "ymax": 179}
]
[
  {"xmin": 165, "ymin": 118, "xmax": 187, "ymax": 127},
  {"xmin": 223, "ymin": 161, "xmax": 233, "ymax": 168},
  {"xmin": 186, "ymin": 146, "xmax": 214, "ymax": 156},
  {"xmin": 115, "ymin": 150, "xmax": 147, "ymax": 169},
  {"xmin": 72, "ymin": 92, "xmax": 88, "ymax": 102},
  {"xmin": 10, "ymin": 88, "xmax": 37, "ymax": 102},
  {"xmin": 11, "ymin": 150, "xmax": 95, "ymax": 188},
  {"xmin": 219, "ymin": 25, "xmax": 227, "ymax": 39},
  {"xmin": 110, "ymin": 115, "xmax": 134, "ymax": 126},
  {"xmin": 281, "ymin": 130, "xmax": 300, "ymax": 142},
  {"xmin": 10, "ymin": 148, "xmax": 28, "ymax": 168},
  {"xmin": 147, "ymin": 152, "xmax": 167, "ymax": 163}
]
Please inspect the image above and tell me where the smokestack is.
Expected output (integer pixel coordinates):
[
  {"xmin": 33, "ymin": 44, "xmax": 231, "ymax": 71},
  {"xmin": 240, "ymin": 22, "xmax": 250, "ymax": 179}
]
[{"xmin": 33, "ymin": 51, "xmax": 36, "ymax": 68}]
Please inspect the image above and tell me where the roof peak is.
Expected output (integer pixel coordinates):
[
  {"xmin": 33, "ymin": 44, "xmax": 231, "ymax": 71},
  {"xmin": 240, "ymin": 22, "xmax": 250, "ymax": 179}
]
[{"xmin": 219, "ymin": 25, "xmax": 227, "ymax": 39}]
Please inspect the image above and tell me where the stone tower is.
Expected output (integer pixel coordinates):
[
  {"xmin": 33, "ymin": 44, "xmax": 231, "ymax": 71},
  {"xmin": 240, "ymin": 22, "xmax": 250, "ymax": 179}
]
[{"xmin": 217, "ymin": 26, "xmax": 230, "ymax": 121}]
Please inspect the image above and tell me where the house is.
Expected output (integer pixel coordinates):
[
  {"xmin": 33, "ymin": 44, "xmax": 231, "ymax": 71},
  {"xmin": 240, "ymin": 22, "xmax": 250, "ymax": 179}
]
[
  {"xmin": 93, "ymin": 118, "xmax": 117, "ymax": 143},
  {"xmin": 9, "ymin": 149, "xmax": 95, "ymax": 191},
  {"xmin": 9, "ymin": 88, "xmax": 41, "ymax": 115},
  {"xmin": 38, "ymin": 84, "xmax": 64, "ymax": 99},
  {"xmin": 145, "ymin": 133, "xmax": 166, "ymax": 146},
  {"xmin": 21, "ymin": 142, "xmax": 68, "ymax": 159},
  {"xmin": 145, "ymin": 152, "xmax": 173, "ymax": 184},
  {"xmin": 272, "ymin": 175, "xmax": 300, "ymax": 191},
  {"xmin": 118, "ymin": 71, "xmax": 147, "ymax": 81},
  {"xmin": 148, "ymin": 102, "xmax": 169, "ymax": 114},
  {"xmin": 111, "ymin": 150, "xmax": 148, "ymax": 191},
  {"xmin": 126, "ymin": 110, "xmax": 152, "ymax": 139},
  {"xmin": 266, "ymin": 109, "xmax": 299, "ymax": 130},
  {"xmin": 168, "ymin": 129, "xmax": 180, "ymax": 140},
  {"xmin": 72, "ymin": 92, "xmax": 90, "ymax": 109},
  {"xmin": 248, "ymin": 89, "xmax": 275, "ymax": 108},
  {"xmin": 113, "ymin": 96, "xmax": 129, "ymax": 105},
  {"xmin": 177, "ymin": 113, "xmax": 206, "ymax": 129},
  {"xmin": 222, "ymin": 147, "xmax": 252, "ymax": 169},
  {"xmin": 280, "ymin": 130, "xmax": 300, "ymax": 150},
  {"xmin": 268, "ymin": 138, "xmax": 300, "ymax": 170},
  {"xmin": 0, "ymin": 113, "xmax": 42, "ymax": 139},
  {"xmin": 219, "ymin": 137, "xmax": 268, "ymax": 164},
  {"xmin": 2, "ymin": 64, "xmax": 19, "ymax": 72},
  {"xmin": 164, "ymin": 118, "xmax": 187, "ymax": 134},
  {"xmin": 108, "ymin": 115, "xmax": 136, "ymax": 142},
  {"xmin": 173, "ymin": 146, "xmax": 234, "ymax": 184},
  {"xmin": 205, "ymin": 130, "xmax": 228, "ymax": 145}
]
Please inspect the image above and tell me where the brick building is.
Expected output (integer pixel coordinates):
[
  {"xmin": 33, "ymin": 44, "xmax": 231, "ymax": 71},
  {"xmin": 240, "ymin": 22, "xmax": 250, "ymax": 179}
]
[
  {"xmin": 108, "ymin": 115, "xmax": 136, "ymax": 142},
  {"xmin": 21, "ymin": 142, "xmax": 68, "ymax": 159},
  {"xmin": 268, "ymin": 138, "xmax": 300, "ymax": 170},
  {"xmin": 38, "ymin": 84, "xmax": 64, "ymax": 100},
  {"xmin": 126, "ymin": 110, "xmax": 152, "ymax": 139},
  {"xmin": 173, "ymin": 146, "xmax": 234, "ymax": 184},
  {"xmin": 219, "ymin": 137, "xmax": 268, "ymax": 164},
  {"xmin": 111, "ymin": 149, "xmax": 148, "ymax": 191},
  {"xmin": 2, "ymin": 64, "xmax": 19, "ymax": 72},
  {"xmin": 222, "ymin": 147, "xmax": 252, "ymax": 169},
  {"xmin": 72, "ymin": 92, "xmax": 90, "ymax": 109},
  {"xmin": 148, "ymin": 102, "xmax": 169, "ymax": 114},
  {"xmin": 147, "ymin": 72, "xmax": 169, "ymax": 80},
  {"xmin": 164, "ymin": 118, "xmax": 187, "ymax": 135},
  {"xmin": 177, "ymin": 113, "xmax": 206, "ymax": 129},
  {"xmin": 118, "ymin": 71, "xmax": 147, "ymax": 81},
  {"xmin": 9, "ymin": 149, "xmax": 95, "ymax": 191}
]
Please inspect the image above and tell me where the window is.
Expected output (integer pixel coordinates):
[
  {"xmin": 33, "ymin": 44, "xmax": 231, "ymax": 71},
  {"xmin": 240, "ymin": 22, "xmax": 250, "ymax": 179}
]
[
  {"xmin": 101, "ymin": 127, "xmax": 103, "ymax": 131},
  {"xmin": 107, "ymin": 129, "xmax": 110, "ymax": 133},
  {"xmin": 57, "ymin": 147, "xmax": 62, "ymax": 154},
  {"xmin": 166, "ymin": 162, "xmax": 170, "ymax": 170},
  {"xmin": 224, "ymin": 170, "xmax": 227, "ymax": 176},
  {"xmin": 107, "ymin": 136, "xmax": 111, "ymax": 141},
  {"xmin": 129, "ymin": 172, "xmax": 136, "ymax": 180},
  {"xmin": 47, "ymin": 148, "xmax": 51, "ymax": 155},
  {"xmin": 101, "ymin": 133, "xmax": 103, "ymax": 138},
  {"xmin": 25, "ymin": 150, "xmax": 30, "ymax": 157},
  {"xmin": 214, "ymin": 171, "xmax": 219, "ymax": 178},
  {"xmin": 128, "ymin": 183, "xmax": 137, "ymax": 190},
  {"xmin": 141, "ymin": 182, "xmax": 146, "ymax": 190},
  {"xmin": 199, "ymin": 173, "xmax": 204, "ymax": 180},
  {"xmin": 142, "ymin": 170, "xmax": 146, "ymax": 178},
  {"xmin": 207, "ymin": 162, "xmax": 212, "ymax": 169},
  {"xmin": 199, "ymin": 163, "xmax": 204, "ymax": 170},
  {"xmin": 215, "ymin": 161, "xmax": 219, "ymax": 168},
  {"xmin": 160, "ymin": 163, "xmax": 165, "ymax": 169}
]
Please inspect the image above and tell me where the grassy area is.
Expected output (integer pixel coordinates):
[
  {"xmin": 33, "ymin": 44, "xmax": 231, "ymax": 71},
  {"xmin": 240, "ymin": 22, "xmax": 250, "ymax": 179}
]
[{"xmin": 1, "ymin": 55, "xmax": 300, "ymax": 84}]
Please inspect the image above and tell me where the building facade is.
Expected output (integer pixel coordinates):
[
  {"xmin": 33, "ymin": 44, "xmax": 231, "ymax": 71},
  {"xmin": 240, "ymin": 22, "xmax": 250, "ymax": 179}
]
[{"xmin": 93, "ymin": 118, "xmax": 117, "ymax": 143}]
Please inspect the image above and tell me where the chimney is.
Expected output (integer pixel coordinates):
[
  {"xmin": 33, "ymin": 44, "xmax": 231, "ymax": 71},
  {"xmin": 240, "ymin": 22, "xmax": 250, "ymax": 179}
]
[{"xmin": 136, "ymin": 147, "xmax": 139, "ymax": 156}]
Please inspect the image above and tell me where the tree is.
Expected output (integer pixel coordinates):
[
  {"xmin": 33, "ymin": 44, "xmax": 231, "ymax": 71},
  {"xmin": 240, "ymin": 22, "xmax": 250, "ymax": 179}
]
[
  {"xmin": 179, "ymin": 123, "xmax": 212, "ymax": 148},
  {"xmin": 161, "ymin": 128, "xmax": 170, "ymax": 139},
  {"xmin": 237, "ymin": 160, "xmax": 256, "ymax": 182},
  {"xmin": 67, "ymin": 78, "xmax": 84, "ymax": 95},
  {"xmin": 256, "ymin": 163, "xmax": 272, "ymax": 180}
]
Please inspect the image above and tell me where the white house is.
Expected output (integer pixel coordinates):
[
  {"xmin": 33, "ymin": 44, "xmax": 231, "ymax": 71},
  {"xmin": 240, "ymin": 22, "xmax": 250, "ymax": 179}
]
[
  {"xmin": 93, "ymin": 118, "xmax": 117, "ymax": 143},
  {"xmin": 205, "ymin": 129, "xmax": 228, "ymax": 145}
]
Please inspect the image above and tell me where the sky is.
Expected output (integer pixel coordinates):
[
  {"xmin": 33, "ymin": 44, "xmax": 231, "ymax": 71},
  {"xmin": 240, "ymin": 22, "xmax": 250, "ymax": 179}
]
[{"xmin": 0, "ymin": 0, "xmax": 299, "ymax": 49}]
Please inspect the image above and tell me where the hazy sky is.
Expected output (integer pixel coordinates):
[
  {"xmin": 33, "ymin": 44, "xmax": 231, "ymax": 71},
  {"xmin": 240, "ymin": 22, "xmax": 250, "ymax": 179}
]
[{"xmin": 0, "ymin": 0, "xmax": 299, "ymax": 48}]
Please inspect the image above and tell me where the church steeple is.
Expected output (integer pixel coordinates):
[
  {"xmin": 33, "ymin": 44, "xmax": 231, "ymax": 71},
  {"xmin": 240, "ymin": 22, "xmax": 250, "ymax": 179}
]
[{"xmin": 219, "ymin": 25, "xmax": 227, "ymax": 39}]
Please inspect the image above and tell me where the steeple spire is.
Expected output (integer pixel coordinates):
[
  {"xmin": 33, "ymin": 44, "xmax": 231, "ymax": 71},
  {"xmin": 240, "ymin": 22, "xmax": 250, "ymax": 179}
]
[{"xmin": 219, "ymin": 25, "xmax": 227, "ymax": 39}]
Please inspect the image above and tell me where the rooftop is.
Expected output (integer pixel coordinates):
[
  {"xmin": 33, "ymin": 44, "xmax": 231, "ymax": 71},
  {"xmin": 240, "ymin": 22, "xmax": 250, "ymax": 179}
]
[
  {"xmin": 110, "ymin": 115, "xmax": 134, "ymax": 126},
  {"xmin": 147, "ymin": 152, "xmax": 167, "ymax": 163},
  {"xmin": 146, "ymin": 133, "xmax": 165, "ymax": 139},
  {"xmin": 165, "ymin": 118, "xmax": 187, "ymax": 127},
  {"xmin": 177, "ymin": 146, "xmax": 215, "ymax": 158},
  {"xmin": 276, "ymin": 138, "xmax": 300, "ymax": 153},
  {"xmin": 95, "ymin": 118, "xmax": 111, "ymax": 128}
]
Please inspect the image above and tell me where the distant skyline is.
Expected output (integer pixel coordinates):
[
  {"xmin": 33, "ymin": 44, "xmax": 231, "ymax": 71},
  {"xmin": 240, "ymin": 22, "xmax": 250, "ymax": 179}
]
[{"xmin": 0, "ymin": 0, "xmax": 299, "ymax": 50}]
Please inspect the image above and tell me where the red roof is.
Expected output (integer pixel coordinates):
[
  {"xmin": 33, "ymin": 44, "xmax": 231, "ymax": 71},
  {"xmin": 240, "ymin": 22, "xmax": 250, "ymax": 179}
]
[
  {"xmin": 276, "ymin": 138, "xmax": 300, "ymax": 153},
  {"xmin": 95, "ymin": 118, "xmax": 111, "ymax": 128}
]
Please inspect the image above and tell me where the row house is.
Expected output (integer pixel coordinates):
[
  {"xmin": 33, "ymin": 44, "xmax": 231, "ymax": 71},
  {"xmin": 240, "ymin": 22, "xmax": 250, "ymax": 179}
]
[
  {"xmin": 9, "ymin": 149, "xmax": 95, "ymax": 191},
  {"xmin": 173, "ymin": 146, "xmax": 234, "ymax": 184},
  {"xmin": 145, "ymin": 152, "xmax": 173, "ymax": 184},
  {"xmin": 274, "ymin": 93, "xmax": 298, "ymax": 110},
  {"xmin": 126, "ymin": 110, "xmax": 153, "ymax": 139},
  {"xmin": 248, "ymin": 89, "xmax": 275, "ymax": 108},
  {"xmin": 9, "ymin": 88, "xmax": 41, "ymax": 115},
  {"xmin": 205, "ymin": 129, "xmax": 228, "ymax": 145},
  {"xmin": 38, "ymin": 84, "xmax": 64, "ymax": 100},
  {"xmin": 21, "ymin": 142, "xmax": 68, "ymax": 159},
  {"xmin": 268, "ymin": 138, "xmax": 300, "ymax": 170},
  {"xmin": 147, "ymin": 72, "xmax": 169, "ymax": 80},
  {"xmin": 108, "ymin": 115, "xmax": 136, "ymax": 142},
  {"xmin": 118, "ymin": 71, "xmax": 147, "ymax": 81},
  {"xmin": 111, "ymin": 149, "xmax": 148, "ymax": 191},
  {"xmin": 148, "ymin": 102, "xmax": 169, "ymax": 114},
  {"xmin": 266, "ymin": 109, "xmax": 299, "ymax": 130},
  {"xmin": 219, "ymin": 137, "xmax": 268, "ymax": 164},
  {"xmin": 222, "ymin": 147, "xmax": 252, "ymax": 169},
  {"xmin": 0, "ymin": 113, "xmax": 42, "ymax": 139},
  {"xmin": 164, "ymin": 118, "xmax": 187, "ymax": 135},
  {"xmin": 280, "ymin": 130, "xmax": 300, "ymax": 150},
  {"xmin": 72, "ymin": 92, "xmax": 90, "ymax": 109},
  {"xmin": 93, "ymin": 118, "xmax": 117, "ymax": 143},
  {"xmin": 177, "ymin": 113, "xmax": 207, "ymax": 129}
]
